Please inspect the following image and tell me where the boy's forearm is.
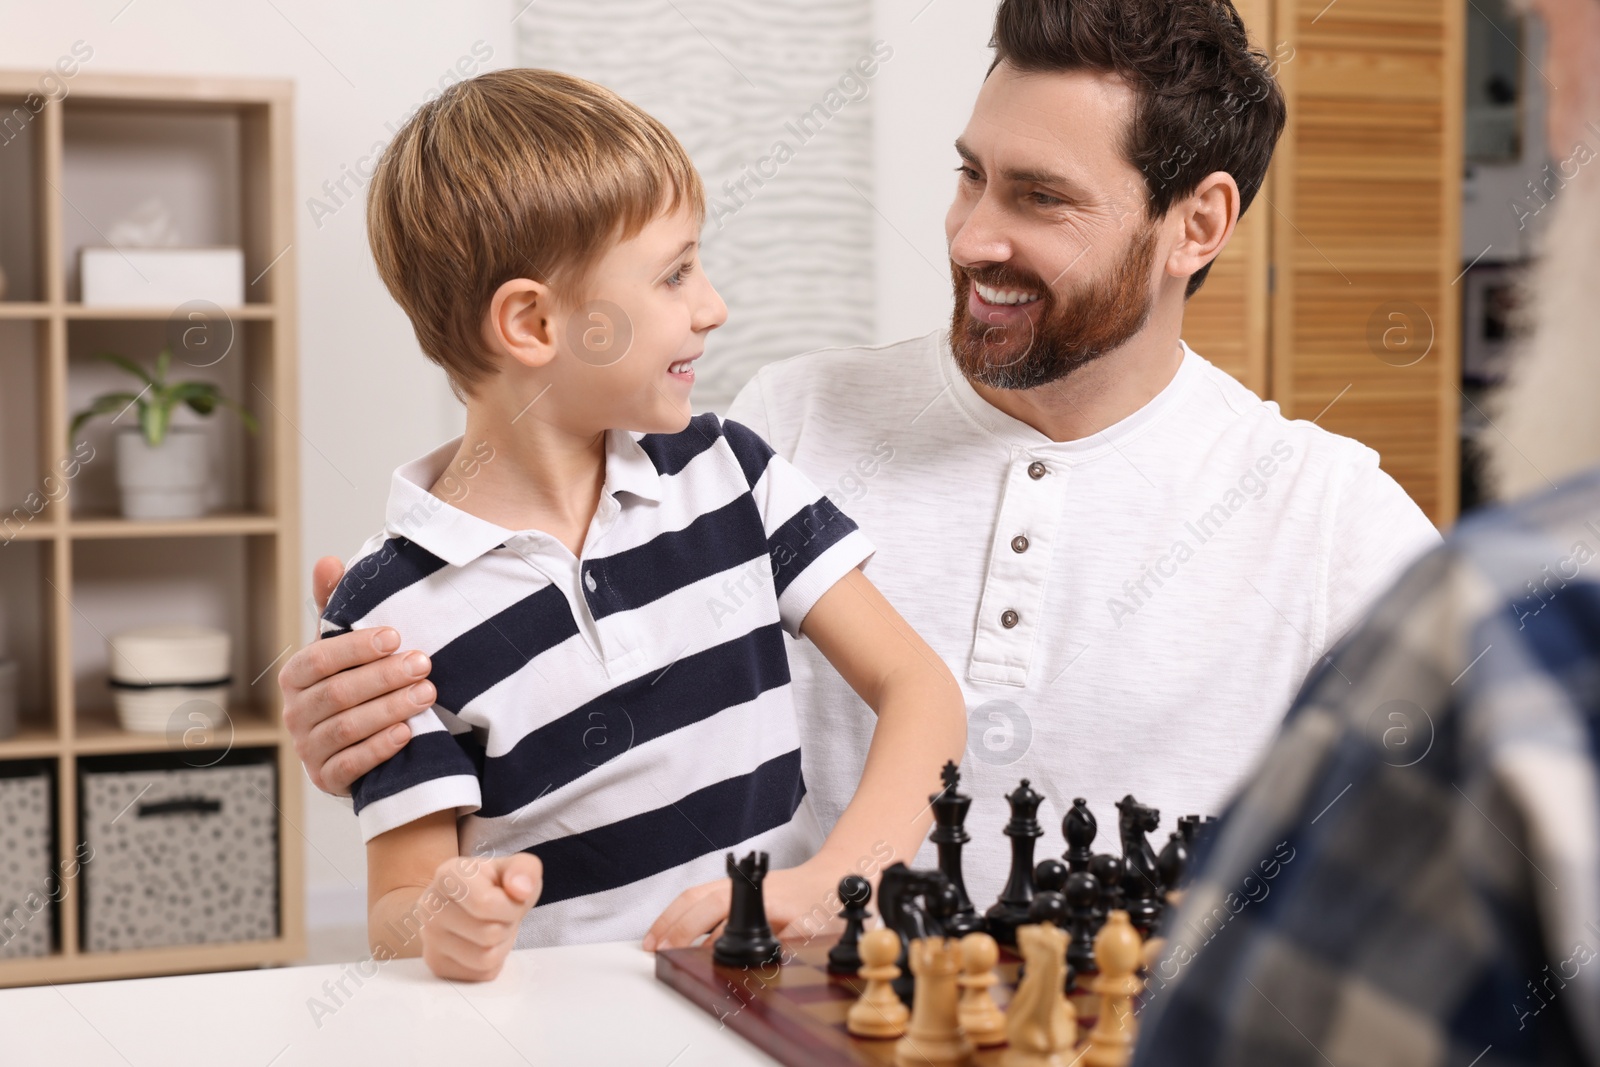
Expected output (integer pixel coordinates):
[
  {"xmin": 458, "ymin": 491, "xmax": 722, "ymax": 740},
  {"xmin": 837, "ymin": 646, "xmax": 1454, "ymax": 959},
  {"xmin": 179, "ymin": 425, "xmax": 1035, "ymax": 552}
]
[
  {"xmin": 812, "ymin": 664, "xmax": 966, "ymax": 879},
  {"xmin": 368, "ymin": 884, "xmax": 437, "ymax": 959}
]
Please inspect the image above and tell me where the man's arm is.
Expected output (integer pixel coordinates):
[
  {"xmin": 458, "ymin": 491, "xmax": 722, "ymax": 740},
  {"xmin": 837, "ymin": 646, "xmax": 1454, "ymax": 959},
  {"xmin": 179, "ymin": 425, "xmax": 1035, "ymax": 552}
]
[
  {"xmin": 278, "ymin": 556, "xmax": 435, "ymax": 795},
  {"xmin": 643, "ymin": 566, "xmax": 967, "ymax": 950}
]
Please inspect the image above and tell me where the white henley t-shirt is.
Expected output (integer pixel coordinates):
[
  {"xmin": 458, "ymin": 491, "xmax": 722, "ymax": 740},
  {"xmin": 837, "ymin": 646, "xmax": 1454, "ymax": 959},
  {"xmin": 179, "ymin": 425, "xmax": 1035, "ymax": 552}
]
[{"xmin": 726, "ymin": 329, "xmax": 1442, "ymax": 907}]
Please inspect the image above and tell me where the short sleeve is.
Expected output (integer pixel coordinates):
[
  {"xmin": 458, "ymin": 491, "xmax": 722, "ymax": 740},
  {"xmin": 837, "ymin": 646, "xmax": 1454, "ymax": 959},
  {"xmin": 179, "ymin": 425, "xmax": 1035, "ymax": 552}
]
[
  {"xmin": 1324, "ymin": 447, "xmax": 1442, "ymax": 649},
  {"xmin": 722, "ymin": 418, "xmax": 875, "ymax": 638},
  {"xmin": 317, "ymin": 546, "xmax": 482, "ymax": 840},
  {"xmin": 348, "ymin": 709, "xmax": 482, "ymax": 841}
]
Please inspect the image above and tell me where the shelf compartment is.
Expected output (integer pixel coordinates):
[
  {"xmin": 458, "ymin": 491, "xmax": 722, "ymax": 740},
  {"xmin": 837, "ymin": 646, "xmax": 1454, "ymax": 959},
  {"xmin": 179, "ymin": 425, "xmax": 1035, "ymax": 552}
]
[
  {"xmin": 66, "ymin": 318, "xmax": 264, "ymax": 519},
  {"xmin": 68, "ymin": 534, "xmax": 285, "ymax": 742},
  {"xmin": 0, "ymin": 319, "xmax": 62, "ymax": 533},
  {"xmin": 0, "ymin": 94, "xmax": 48, "ymax": 304},
  {"xmin": 0, "ymin": 539, "xmax": 61, "ymax": 744}
]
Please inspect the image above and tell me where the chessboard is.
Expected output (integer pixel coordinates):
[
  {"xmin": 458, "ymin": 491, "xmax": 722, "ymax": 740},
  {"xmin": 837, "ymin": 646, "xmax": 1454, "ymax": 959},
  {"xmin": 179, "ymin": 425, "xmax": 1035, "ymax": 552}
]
[{"xmin": 655, "ymin": 932, "xmax": 1105, "ymax": 1067}]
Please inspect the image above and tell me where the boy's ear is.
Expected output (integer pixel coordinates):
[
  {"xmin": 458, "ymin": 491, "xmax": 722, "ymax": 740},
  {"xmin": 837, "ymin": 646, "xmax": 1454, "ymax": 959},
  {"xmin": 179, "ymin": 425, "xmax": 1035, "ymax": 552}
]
[{"xmin": 484, "ymin": 277, "xmax": 559, "ymax": 370}]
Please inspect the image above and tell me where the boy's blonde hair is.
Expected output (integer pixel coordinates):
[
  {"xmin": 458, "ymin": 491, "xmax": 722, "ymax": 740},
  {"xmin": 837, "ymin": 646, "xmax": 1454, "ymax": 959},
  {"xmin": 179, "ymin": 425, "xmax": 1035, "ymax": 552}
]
[{"xmin": 366, "ymin": 68, "xmax": 704, "ymax": 397}]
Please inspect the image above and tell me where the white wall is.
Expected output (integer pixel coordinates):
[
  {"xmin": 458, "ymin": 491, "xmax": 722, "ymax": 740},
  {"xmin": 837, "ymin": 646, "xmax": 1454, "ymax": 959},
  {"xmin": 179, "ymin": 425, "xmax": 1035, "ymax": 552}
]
[
  {"xmin": 0, "ymin": 0, "xmax": 511, "ymax": 932},
  {"xmin": 870, "ymin": 0, "xmax": 1001, "ymax": 343}
]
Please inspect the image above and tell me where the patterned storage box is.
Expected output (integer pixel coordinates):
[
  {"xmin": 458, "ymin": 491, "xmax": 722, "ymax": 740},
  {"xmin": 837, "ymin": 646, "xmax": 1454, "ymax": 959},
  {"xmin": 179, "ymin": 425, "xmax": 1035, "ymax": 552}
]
[
  {"xmin": 0, "ymin": 766, "xmax": 54, "ymax": 959},
  {"xmin": 80, "ymin": 757, "xmax": 278, "ymax": 953}
]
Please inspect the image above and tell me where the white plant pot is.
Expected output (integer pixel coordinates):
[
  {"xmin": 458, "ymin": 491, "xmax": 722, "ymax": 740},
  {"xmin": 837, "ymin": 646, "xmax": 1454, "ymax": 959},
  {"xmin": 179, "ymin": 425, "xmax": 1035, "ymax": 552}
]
[{"xmin": 116, "ymin": 428, "xmax": 210, "ymax": 520}]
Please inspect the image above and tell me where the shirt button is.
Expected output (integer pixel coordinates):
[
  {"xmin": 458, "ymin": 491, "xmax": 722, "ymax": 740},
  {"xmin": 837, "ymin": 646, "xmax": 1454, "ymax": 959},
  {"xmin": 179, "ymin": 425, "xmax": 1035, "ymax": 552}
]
[
  {"xmin": 1011, "ymin": 535, "xmax": 1030, "ymax": 554},
  {"xmin": 1000, "ymin": 609, "xmax": 1020, "ymax": 629},
  {"xmin": 585, "ymin": 570, "xmax": 598, "ymax": 593},
  {"xmin": 1028, "ymin": 461, "xmax": 1048, "ymax": 480}
]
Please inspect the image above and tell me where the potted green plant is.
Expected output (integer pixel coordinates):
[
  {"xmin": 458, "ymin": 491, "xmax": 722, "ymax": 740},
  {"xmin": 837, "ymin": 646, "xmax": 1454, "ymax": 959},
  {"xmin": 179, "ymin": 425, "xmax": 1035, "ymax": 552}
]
[{"xmin": 70, "ymin": 348, "xmax": 258, "ymax": 520}]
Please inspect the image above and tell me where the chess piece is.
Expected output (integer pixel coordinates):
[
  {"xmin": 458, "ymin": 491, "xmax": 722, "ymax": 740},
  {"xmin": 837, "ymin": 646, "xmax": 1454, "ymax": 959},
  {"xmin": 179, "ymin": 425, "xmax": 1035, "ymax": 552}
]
[
  {"xmin": 849, "ymin": 927, "xmax": 911, "ymax": 1038},
  {"xmin": 1083, "ymin": 910, "xmax": 1143, "ymax": 1067},
  {"xmin": 828, "ymin": 874, "xmax": 873, "ymax": 975},
  {"xmin": 1087, "ymin": 853, "xmax": 1126, "ymax": 929},
  {"xmin": 1062, "ymin": 797, "xmax": 1096, "ymax": 873},
  {"xmin": 1065, "ymin": 870, "xmax": 1099, "ymax": 979},
  {"xmin": 1156, "ymin": 830, "xmax": 1188, "ymax": 895},
  {"xmin": 895, "ymin": 937, "xmax": 972, "ymax": 1067},
  {"xmin": 957, "ymin": 932, "xmax": 1007, "ymax": 1047},
  {"xmin": 1176, "ymin": 814, "xmax": 1219, "ymax": 887},
  {"xmin": 1027, "ymin": 884, "xmax": 1068, "ymax": 929},
  {"xmin": 1115, "ymin": 795, "xmax": 1163, "ymax": 937},
  {"xmin": 1002, "ymin": 922, "xmax": 1075, "ymax": 1067},
  {"xmin": 712, "ymin": 851, "xmax": 782, "ymax": 968},
  {"xmin": 985, "ymin": 778, "xmax": 1045, "ymax": 948},
  {"xmin": 879, "ymin": 862, "xmax": 954, "ymax": 1005},
  {"xmin": 930, "ymin": 761, "xmax": 984, "ymax": 937},
  {"xmin": 1034, "ymin": 857, "xmax": 1068, "ymax": 895}
]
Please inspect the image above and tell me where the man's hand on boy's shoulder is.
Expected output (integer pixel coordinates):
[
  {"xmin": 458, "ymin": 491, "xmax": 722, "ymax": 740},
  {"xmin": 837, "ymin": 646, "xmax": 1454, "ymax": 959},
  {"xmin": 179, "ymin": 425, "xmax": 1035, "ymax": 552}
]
[
  {"xmin": 279, "ymin": 556, "xmax": 437, "ymax": 795},
  {"xmin": 641, "ymin": 856, "xmax": 842, "ymax": 952},
  {"xmin": 421, "ymin": 853, "xmax": 543, "ymax": 982}
]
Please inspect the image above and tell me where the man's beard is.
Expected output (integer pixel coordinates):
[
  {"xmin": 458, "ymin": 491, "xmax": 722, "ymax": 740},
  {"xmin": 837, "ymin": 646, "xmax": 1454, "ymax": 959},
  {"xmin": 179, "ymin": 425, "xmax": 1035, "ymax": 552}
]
[
  {"xmin": 1489, "ymin": 164, "xmax": 1600, "ymax": 499},
  {"xmin": 949, "ymin": 218, "xmax": 1161, "ymax": 390}
]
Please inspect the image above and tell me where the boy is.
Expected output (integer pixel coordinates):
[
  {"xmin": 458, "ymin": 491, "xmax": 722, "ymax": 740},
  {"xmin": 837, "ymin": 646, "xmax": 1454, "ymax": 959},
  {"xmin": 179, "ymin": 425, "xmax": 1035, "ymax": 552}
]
[{"xmin": 320, "ymin": 68, "xmax": 967, "ymax": 982}]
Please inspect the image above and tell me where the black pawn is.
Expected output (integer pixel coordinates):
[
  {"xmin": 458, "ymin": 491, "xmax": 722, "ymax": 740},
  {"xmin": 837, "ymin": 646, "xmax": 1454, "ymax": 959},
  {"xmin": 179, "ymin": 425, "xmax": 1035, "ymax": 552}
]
[
  {"xmin": 1028, "ymin": 858, "xmax": 1069, "ymax": 927},
  {"xmin": 1062, "ymin": 797, "xmax": 1097, "ymax": 873},
  {"xmin": 929, "ymin": 760, "xmax": 982, "ymax": 937},
  {"xmin": 826, "ymin": 874, "xmax": 872, "ymax": 975},
  {"xmin": 712, "ymin": 851, "xmax": 782, "ymax": 968},
  {"xmin": 1034, "ymin": 857, "xmax": 1068, "ymax": 895},
  {"xmin": 1065, "ymin": 870, "xmax": 1099, "ymax": 978},
  {"xmin": 1027, "ymin": 888, "xmax": 1068, "ymax": 928},
  {"xmin": 1088, "ymin": 852, "xmax": 1126, "ymax": 928},
  {"xmin": 985, "ymin": 778, "xmax": 1045, "ymax": 948},
  {"xmin": 1025, "ymin": 864, "xmax": 1072, "ymax": 993}
]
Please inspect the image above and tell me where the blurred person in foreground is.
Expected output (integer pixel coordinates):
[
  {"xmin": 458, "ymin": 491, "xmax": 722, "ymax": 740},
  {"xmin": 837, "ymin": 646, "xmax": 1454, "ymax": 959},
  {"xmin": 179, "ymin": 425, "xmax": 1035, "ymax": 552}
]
[{"xmin": 1132, "ymin": 0, "xmax": 1600, "ymax": 1062}]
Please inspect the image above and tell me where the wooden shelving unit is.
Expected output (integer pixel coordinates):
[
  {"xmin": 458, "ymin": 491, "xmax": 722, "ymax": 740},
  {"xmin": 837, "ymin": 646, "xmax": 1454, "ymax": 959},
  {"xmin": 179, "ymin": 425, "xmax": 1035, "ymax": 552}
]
[{"xmin": 0, "ymin": 71, "xmax": 304, "ymax": 985}]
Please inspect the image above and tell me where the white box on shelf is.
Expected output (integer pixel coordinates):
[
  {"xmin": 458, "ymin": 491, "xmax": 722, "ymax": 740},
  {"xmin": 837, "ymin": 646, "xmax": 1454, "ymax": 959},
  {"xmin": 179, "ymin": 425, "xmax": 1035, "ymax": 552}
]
[{"xmin": 80, "ymin": 247, "xmax": 245, "ymax": 308}]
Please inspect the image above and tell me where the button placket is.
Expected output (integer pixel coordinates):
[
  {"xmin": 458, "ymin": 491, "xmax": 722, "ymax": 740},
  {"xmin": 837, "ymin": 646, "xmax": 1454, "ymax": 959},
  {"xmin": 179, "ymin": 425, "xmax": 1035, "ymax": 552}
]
[{"xmin": 967, "ymin": 451, "xmax": 1068, "ymax": 686}]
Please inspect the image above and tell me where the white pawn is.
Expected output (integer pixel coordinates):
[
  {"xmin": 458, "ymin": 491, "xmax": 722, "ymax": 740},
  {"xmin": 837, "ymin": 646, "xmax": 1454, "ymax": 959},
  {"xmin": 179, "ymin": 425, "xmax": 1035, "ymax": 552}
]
[
  {"xmin": 958, "ymin": 932, "xmax": 1007, "ymax": 1047},
  {"xmin": 848, "ymin": 927, "xmax": 910, "ymax": 1039}
]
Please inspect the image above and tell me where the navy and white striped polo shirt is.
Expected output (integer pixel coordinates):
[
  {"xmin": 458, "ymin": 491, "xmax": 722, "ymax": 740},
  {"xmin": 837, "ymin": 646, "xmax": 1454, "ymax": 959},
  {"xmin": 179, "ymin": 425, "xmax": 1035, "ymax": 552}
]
[{"xmin": 320, "ymin": 414, "xmax": 873, "ymax": 946}]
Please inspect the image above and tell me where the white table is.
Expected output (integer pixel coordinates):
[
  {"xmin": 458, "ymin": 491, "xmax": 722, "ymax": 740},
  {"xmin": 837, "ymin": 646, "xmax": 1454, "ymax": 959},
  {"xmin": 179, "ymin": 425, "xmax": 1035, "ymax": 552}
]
[{"xmin": 0, "ymin": 942, "xmax": 780, "ymax": 1066}]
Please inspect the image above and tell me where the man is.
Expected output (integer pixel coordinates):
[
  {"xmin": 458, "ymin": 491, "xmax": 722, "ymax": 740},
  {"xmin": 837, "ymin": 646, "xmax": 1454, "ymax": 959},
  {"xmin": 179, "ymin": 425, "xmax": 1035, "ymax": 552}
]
[
  {"xmin": 279, "ymin": 0, "xmax": 1440, "ymax": 946},
  {"xmin": 1131, "ymin": 0, "xmax": 1600, "ymax": 1061}
]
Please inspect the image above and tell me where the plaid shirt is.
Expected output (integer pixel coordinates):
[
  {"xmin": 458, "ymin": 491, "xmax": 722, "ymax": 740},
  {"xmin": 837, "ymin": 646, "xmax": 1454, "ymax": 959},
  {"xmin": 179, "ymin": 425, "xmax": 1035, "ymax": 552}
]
[{"xmin": 1133, "ymin": 470, "xmax": 1600, "ymax": 1067}]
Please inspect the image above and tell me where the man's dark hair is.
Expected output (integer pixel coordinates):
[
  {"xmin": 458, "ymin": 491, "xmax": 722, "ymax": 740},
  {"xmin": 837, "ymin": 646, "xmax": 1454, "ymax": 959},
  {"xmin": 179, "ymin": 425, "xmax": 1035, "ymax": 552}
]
[{"xmin": 990, "ymin": 0, "xmax": 1287, "ymax": 298}]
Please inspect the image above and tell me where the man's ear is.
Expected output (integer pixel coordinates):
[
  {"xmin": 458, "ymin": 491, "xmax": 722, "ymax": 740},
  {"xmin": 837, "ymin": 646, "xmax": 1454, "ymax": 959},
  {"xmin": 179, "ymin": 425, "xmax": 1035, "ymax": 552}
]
[
  {"xmin": 484, "ymin": 277, "xmax": 559, "ymax": 371},
  {"xmin": 1166, "ymin": 171, "xmax": 1240, "ymax": 283}
]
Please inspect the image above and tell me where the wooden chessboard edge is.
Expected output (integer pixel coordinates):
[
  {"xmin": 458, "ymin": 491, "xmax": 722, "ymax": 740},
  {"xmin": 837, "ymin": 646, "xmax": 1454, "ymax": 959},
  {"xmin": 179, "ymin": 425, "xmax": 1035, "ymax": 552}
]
[{"xmin": 655, "ymin": 946, "xmax": 871, "ymax": 1065}]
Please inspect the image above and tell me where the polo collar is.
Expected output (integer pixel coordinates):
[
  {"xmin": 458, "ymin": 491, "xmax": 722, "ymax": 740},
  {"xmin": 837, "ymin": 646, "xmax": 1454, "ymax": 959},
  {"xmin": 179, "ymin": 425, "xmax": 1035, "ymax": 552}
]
[{"xmin": 384, "ymin": 430, "xmax": 663, "ymax": 568}]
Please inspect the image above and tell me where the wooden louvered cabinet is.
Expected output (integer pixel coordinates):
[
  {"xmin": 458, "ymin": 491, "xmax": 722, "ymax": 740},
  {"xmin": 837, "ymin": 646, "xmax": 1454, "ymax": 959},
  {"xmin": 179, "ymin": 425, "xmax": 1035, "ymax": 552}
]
[{"xmin": 1182, "ymin": 0, "xmax": 1464, "ymax": 525}]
